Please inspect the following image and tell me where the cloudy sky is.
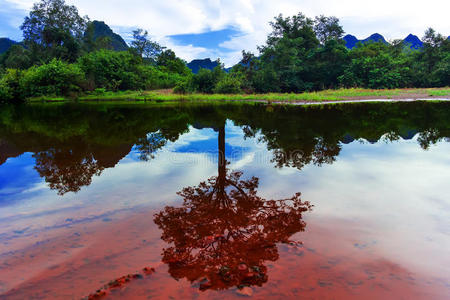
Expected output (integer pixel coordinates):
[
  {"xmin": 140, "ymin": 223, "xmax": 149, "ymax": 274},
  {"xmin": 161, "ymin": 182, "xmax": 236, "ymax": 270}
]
[{"xmin": 1, "ymin": 0, "xmax": 449, "ymax": 66}]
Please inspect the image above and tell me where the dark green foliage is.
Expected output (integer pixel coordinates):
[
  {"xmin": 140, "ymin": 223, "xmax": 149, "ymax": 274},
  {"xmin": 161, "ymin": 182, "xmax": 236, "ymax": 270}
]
[
  {"xmin": 0, "ymin": 79, "xmax": 13, "ymax": 102},
  {"xmin": 77, "ymin": 49, "xmax": 187, "ymax": 91},
  {"xmin": 157, "ymin": 50, "xmax": 191, "ymax": 76},
  {"xmin": 314, "ymin": 15, "xmax": 344, "ymax": 45},
  {"xmin": 174, "ymin": 64, "xmax": 244, "ymax": 94},
  {"xmin": 239, "ymin": 13, "xmax": 449, "ymax": 93},
  {"xmin": 21, "ymin": 59, "xmax": 85, "ymax": 97},
  {"xmin": 20, "ymin": 0, "xmax": 88, "ymax": 63},
  {"xmin": 214, "ymin": 74, "xmax": 243, "ymax": 94},
  {"xmin": 0, "ymin": 69, "xmax": 26, "ymax": 102},
  {"xmin": 0, "ymin": 45, "xmax": 32, "ymax": 69},
  {"xmin": 310, "ymin": 39, "xmax": 349, "ymax": 89},
  {"xmin": 252, "ymin": 13, "xmax": 323, "ymax": 92},
  {"xmin": 131, "ymin": 29, "xmax": 164, "ymax": 63},
  {"xmin": 77, "ymin": 49, "xmax": 143, "ymax": 90},
  {"xmin": 339, "ymin": 43, "xmax": 412, "ymax": 89},
  {"xmin": 191, "ymin": 67, "xmax": 224, "ymax": 93},
  {"xmin": 409, "ymin": 29, "xmax": 450, "ymax": 87}
]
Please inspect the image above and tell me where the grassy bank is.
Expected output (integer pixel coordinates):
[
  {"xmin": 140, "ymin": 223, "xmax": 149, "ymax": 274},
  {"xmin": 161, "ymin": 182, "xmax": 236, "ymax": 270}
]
[{"xmin": 27, "ymin": 87, "xmax": 450, "ymax": 103}]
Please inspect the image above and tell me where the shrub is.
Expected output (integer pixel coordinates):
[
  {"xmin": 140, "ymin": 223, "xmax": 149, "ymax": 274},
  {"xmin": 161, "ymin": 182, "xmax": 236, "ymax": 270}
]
[
  {"xmin": 0, "ymin": 80, "xmax": 12, "ymax": 102},
  {"xmin": 77, "ymin": 49, "xmax": 142, "ymax": 91},
  {"xmin": 22, "ymin": 59, "xmax": 85, "ymax": 96},
  {"xmin": 213, "ymin": 75, "xmax": 242, "ymax": 94},
  {"xmin": 94, "ymin": 88, "xmax": 107, "ymax": 95},
  {"xmin": 190, "ymin": 67, "xmax": 225, "ymax": 93},
  {"xmin": 0, "ymin": 69, "xmax": 26, "ymax": 102},
  {"xmin": 138, "ymin": 65, "xmax": 184, "ymax": 90},
  {"xmin": 173, "ymin": 77, "xmax": 194, "ymax": 94}
]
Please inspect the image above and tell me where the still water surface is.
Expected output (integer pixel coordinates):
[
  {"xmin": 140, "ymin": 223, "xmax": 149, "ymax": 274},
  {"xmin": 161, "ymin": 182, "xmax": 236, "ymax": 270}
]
[{"xmin": 0, "ymin": 102, "xmax": 449, "ymax": 299}]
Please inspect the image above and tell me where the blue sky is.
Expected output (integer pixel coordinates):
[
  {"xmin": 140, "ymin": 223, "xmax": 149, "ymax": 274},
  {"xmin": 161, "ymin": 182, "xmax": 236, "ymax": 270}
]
[
  {"xmin": 168, "ymin": 27, "xmax": 242, "ymax": 57},
  {"xmin": 0, "ymin": 1, "xmax": 26, "ymax": 40},
  {"xmin": 1, "ymin": 0, "xmax": 449, "ymax": 66}
]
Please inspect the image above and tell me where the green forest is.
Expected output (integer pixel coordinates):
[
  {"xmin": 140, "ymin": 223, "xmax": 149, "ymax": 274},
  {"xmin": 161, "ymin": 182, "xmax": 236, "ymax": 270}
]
[{"xmin": 0, "ymin": 0, "xmax": 449, "ymax": 103}]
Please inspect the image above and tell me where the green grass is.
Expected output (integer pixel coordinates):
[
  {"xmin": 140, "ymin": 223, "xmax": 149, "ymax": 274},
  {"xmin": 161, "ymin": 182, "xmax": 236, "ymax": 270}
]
[{"xmin": 27, "ymin": 87, "xmax": 450, "ymax": 103}]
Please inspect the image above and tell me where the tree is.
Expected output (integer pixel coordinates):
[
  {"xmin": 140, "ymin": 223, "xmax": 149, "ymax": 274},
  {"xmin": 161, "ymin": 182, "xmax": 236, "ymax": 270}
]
[
  {"xmin": 20, "ymin": 0, "xmax": 88, "ymax": 62},
  {"xmin": 314, "ymin": 15, "xmax": 344, "ymax": 44},
  {"xmin": 412, "ymin": 28, "xmax": 449, "ymax": 86},
  {"xmin": 0, "ymin": 45, "xmax": 32, "ymax": 69},
  {"xmin": 263, "ymin": 13, "xmax": 318, "ymax": 50},
  {"xmin": 34, "ymin": 146, "xmax": 104, "ymax": 195},
  {"xmin": 131, "ymin": 29, "xmax": 165, "ymax": 62},
  {"xmin": 157, "ymin": 49, "xmax": 190, "ymax": 75},
  {"xmin": 231, "ymin": 51, "xmax": 259, "ymax": 92},
  {"xmin": 154, "ymin": 122, "xmax": 312, "ymax": 291},
  {"xmin": 256, "ymin": 13, "xmax": 320, "ymax": 92},
  {"xmin": 189, "ymin": 64, "xmax": 225, "ymax": 93},
  {"xmin": 339, "ymin": 42, "xmax": 411, "ymax": 89},
  {"xmin": 310, "ymin": 39, "xmax": 349, "ymax": 89}
]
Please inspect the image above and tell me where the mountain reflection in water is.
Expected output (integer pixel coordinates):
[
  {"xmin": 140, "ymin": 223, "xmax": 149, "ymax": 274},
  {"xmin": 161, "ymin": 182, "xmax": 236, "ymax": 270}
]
[{"xmin": 0, "ymin": 102, "xmax": 450, "ymax": 299}]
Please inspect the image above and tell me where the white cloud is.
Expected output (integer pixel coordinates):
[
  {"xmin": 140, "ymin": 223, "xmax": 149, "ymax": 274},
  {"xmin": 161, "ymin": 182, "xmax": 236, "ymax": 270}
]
[{"xmin": 3, "ymin": 0, "xmax": 450, "ymax": 66}]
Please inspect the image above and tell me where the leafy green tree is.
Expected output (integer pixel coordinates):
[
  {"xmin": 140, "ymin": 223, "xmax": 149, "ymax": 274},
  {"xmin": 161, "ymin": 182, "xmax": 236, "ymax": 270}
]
[
  {"xmin": 231, "ymin": 51, "xmax": 259, "ymax": 93},
  {"xmin": 189, "ymin": 64, "xmax": 225, "ymax": 93},
  {"xmin": 20, "ymin": 0, "xmax": 88, "ymax": 63},
  {"xmin": 410, "ymin": 28, "xmax": 450, "ymax": 87},
  {"xmin": 311, "ymin": 39, "xmax": 349, "ymax": 89},
  {"xmin": 0, "ymin": 45, "xmax": 32, "ymax": 69},
  {"xmin": 255, "ymin": 13, "xmax": 320, "ymax": 92},
  {"xmin": 0, "ymin": 78, "xmax": 13, "ymax": 102},
  {"xmin": 21, "ymin": 58, "xmax": 85, "ymax": 97},
  {"xmin": 214, "ymin": 74, "xmax": 243, "ymax": 94},
  {"xmin": 77, "ymin": 49, "xmax": 142, "ymax": 90},
  {"xmin": 314, "ymin": 15, "xmax": 344, "ymax": 44},
  {"xmin": 339, "ymin": 42, "xmax": 412, "ymax": 89},
  {"xmin": 0, "ymin": 69, "xmax": 26, "ymax": 101},
  {"xmin": 157, "ymin": 49, "xmax": 191, "ymax": 75},
  {"xmin": 131, "ymin": 29, "xmax": 165, "ymax": 63}
]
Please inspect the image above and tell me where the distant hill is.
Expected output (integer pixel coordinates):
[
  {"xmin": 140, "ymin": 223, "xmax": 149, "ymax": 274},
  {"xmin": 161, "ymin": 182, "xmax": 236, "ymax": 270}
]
[
  {"xmin": 362, "ymin": 33, "xmax": 388, "ymax": 44},
  {"xmin": 87, "ymin": 21, "xmax": 128, "ymax": 51},
  {"xmin": 403, "ymin": 34, "xmax": 423, "ymax": 50},
  {"xmin": 187, "ymin": 58, "xmax": 219, "ymax": 73},
  {"xmin": 0, "ymin": 38, "xmax": 19, "ymax": 54},
  {"xmin": 343, "ymin": 35, "xmax": 359, "ymax": 49},
  {"xmin": 343, "ymin": 33, "xmax": 388, "ymax": 49}
]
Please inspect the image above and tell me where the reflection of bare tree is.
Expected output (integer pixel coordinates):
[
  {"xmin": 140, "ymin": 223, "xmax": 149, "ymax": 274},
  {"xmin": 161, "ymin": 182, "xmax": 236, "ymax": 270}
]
[
  {"xmin": 34, "ymin": 148, "xmax": 104, "ymax": 195},
  {"xmin": 154, "ymin": 124, "xmax": 312, "ymax": 291}
]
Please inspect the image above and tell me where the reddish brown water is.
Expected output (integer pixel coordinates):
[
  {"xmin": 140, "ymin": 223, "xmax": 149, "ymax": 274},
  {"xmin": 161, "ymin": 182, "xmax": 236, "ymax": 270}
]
[
  {"xmin": 0, "ymin": 103, "xmax": 449, "ymax": 299},
  {"xmin": 1, "ymin": 208, "xmax": 447, "ymax": 299}
]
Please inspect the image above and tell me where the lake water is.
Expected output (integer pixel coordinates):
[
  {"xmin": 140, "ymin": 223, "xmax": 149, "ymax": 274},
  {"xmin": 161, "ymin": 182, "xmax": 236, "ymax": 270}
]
[{"xmin": 0, "ymin": 102, "xmax": 449, "ymax": 299}]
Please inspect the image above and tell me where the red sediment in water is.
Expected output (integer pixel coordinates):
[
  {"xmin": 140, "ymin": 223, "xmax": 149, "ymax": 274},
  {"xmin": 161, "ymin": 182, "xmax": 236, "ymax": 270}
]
[
  {"xmin": 0, "ymin": 208, "xmax": 448, "ymax": 299},
  {"xmin": 85, "ymin": 267, "xmax": 155, "ymax": 300}
]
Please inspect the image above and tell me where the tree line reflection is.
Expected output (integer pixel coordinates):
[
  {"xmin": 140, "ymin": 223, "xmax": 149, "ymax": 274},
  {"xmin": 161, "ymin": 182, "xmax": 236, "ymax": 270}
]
[{"xmin": 1, "ymin": 102, "xmax": 450, "ymax": 195}]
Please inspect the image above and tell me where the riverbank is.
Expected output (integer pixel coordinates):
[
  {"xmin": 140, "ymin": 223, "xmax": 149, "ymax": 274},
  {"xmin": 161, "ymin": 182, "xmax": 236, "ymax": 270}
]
[{"xmin": 26, "ymin": 87, "xmax": 450, "ymax": 104}]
